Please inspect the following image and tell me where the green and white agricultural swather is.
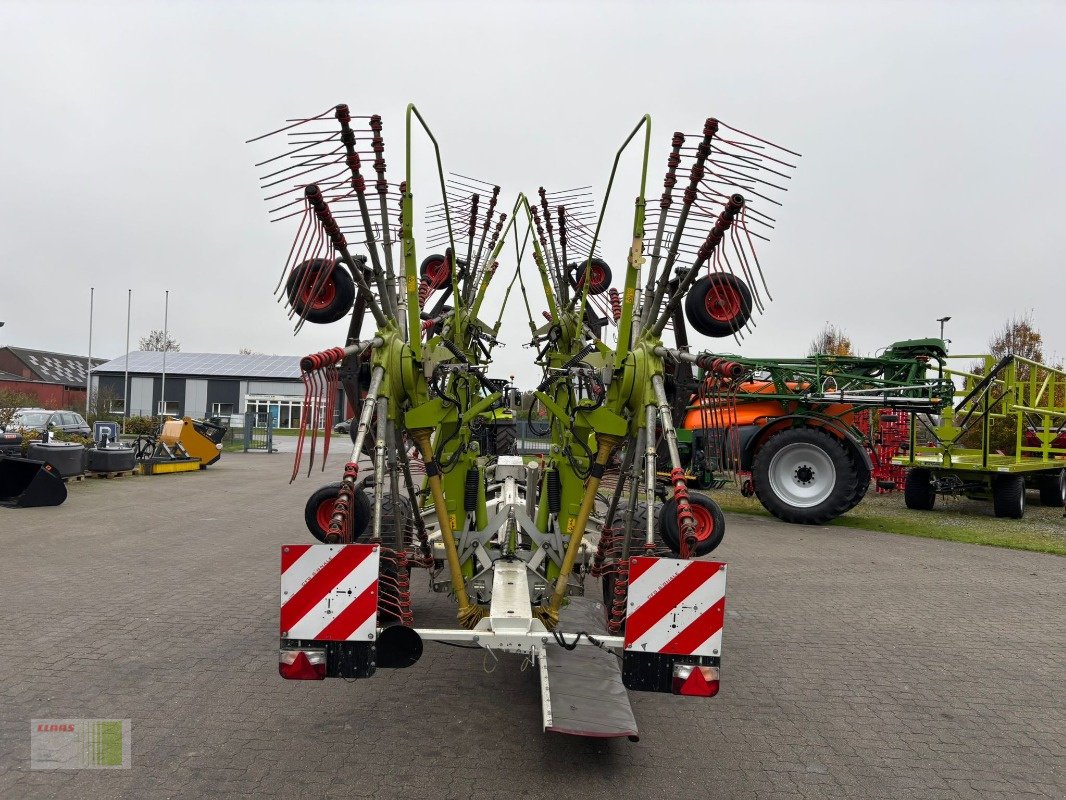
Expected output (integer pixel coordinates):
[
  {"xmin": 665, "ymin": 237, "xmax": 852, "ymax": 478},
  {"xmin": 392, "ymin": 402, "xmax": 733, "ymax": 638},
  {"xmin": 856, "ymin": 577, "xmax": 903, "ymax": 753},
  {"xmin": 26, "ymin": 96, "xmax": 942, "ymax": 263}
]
[{"xmin": 249, "ymin": 103, "xmax": 801, "ymax": 737}]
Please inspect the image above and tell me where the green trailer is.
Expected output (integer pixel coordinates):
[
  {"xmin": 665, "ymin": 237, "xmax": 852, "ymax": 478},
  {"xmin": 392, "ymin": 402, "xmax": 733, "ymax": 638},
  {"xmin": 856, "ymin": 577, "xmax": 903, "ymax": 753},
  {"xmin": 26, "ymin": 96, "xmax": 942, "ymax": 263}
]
[{"xmin": 895, "ymin": 354, "xmax": 1066, "ymax": 517}]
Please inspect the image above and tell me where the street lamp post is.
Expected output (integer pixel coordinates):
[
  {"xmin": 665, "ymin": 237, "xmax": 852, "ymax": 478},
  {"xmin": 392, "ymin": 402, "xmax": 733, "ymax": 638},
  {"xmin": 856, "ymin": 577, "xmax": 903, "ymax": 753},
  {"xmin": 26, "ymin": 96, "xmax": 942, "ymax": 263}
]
[
  {"xmin": 937, "ymin": 316, "xmax": 951, "ymax": 340},
  {"xmin": 936, "ymin": 316, "xmax": 952, "ymax": 383},
  {"xmin": 160, "ymin": 290, "xmax": 169, "ymax": 417}
]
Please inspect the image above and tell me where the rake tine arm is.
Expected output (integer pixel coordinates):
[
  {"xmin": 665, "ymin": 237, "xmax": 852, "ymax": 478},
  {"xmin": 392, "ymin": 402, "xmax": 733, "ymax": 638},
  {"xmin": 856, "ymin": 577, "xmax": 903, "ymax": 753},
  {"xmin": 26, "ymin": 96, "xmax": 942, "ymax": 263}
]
[
  {"xmin": 642, "ymin": 119, "xmax": 719, "ymax": 333},
  {"xmin": 651, "ymin": 194, "xmax": 744, "ymax": 337},
  {"xmin": 305, "ymin": 185, "xmax": 388, "ymax": 328},
  {"xmin": 334, "ymin": 105, "xmax": 395, "ymax": 318},
  {"xmin": 640, "ymin": 132, "xmax": 685, "ymax": 330}
]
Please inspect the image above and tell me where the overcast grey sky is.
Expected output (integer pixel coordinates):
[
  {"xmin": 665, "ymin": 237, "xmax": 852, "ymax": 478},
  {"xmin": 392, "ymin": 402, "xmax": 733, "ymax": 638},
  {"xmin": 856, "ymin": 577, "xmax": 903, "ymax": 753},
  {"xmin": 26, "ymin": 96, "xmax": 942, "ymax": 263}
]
[{"xmin": 1, "ymin": 0, "xmax": 1063, "ymax": 386}]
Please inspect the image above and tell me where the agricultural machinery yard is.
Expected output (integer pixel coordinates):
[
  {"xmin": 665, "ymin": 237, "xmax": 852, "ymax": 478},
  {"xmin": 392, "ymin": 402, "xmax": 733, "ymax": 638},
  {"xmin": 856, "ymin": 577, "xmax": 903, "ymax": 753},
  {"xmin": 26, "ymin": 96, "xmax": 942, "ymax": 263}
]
[
  {"xmin": 3, "ymin": 4, "xmax": 1065, "ymax": 797},
  {"xmin": 0, "ymin": 452, "xmax": 1063, "ymax": 799}
]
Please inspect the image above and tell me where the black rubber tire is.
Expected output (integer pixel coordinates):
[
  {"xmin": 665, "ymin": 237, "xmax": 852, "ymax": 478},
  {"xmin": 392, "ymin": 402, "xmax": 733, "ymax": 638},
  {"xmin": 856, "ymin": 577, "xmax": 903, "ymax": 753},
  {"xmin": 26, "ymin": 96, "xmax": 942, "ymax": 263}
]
[
  {"xmin": 374, "ymin": 492, "xmax": 414, "ymax": 628},
  {"xmin": 304, "ymin": 482, "xmax": 372, "ymax": 543},
  {"xmin": 285, "ymin": 258, "xmax": 355, "ymax": 324},
  {"xmin": 684, "ymin": 273, "xmax": 754, "ymax": 337},
  {"xmin": 572, "ymin": 257, "xmax": 612, "ymax": 295},
  {"xmin": 992, "ymin": 474, "xmax": 1026, "ymax": 519},
  {"xmin": 420, "ymin": 253, "xmax": 451, "ymax": 288},
  {"xmin": 491, "ymin": 421, "xmax": 518, "ymax": 456},
  {"xmin": 376, "ymin": 492, "xmax": 414, "ymax": 548},
  {"xmin": 602, "ymin": 502, "xmax": 657, "ymax": 605},
  {"xmin": 659, "ymin": 492, "xmax": 725, "ymax": 556},
  {"xmin": 841, "ymin": 451, "xmax": 872, "ymax": 512},
  {"xmin": 752, "ymin": 427, "xmax": 858, "ymax": 525},
  {"xmin": 1037, "ymin": 469, "xmax": 1066, "ymax": 507},
  {"xmin": 904, "ymin": 468, "xmax": 936, "ymax": 510},
  {"xmin": 694, "ymin": 467, "xmax": 715, "ymax": 491}
]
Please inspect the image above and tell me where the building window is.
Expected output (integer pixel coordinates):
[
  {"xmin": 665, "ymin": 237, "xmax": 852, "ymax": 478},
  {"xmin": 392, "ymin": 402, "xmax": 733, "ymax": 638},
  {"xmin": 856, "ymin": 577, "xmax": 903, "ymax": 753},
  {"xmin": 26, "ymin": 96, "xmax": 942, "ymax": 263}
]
[
  {"xmin": 212, "ymin": 403, "xmax": 234, "ymax": 416},
  {"xmin": 158, "ymin": 400, "xmax": 180, "ymax": 416},
  {"xmin": 244, "ymin": 396, "xmax": 335, "ymax": 430},
  {"xmin": 109, "ymin": 398, "xmax": 126, "ymax": 414}
]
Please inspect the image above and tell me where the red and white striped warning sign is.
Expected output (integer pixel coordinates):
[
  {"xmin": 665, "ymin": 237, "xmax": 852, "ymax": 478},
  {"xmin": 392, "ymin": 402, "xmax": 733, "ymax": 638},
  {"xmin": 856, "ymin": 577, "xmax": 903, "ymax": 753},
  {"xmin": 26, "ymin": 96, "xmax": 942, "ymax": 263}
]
[
  {"xmin": 280, "ymin": 544, "xmax": 379, "ymax": 641},
  {"xmin": 623, "ymin": 557, "xmax": 726, "ymax": 657}
]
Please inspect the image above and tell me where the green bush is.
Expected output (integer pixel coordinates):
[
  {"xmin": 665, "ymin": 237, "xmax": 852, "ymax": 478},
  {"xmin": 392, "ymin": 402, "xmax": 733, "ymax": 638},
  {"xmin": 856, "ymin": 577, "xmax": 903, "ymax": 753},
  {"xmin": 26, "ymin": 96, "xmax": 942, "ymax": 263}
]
[
  {"xmin": 52, "ymin": 430, "xmax": 94, "ymax": 448},
  {"xmin": 16, "ymin": 428, "xmax": 42, "ymax": 456},
  {"xmin": 14, "ymin": 428, "xmax": 93, "ymax": 455},
  {"xmin": 123, "ymin": 416, "xmax": 160, "ymax": 436}
]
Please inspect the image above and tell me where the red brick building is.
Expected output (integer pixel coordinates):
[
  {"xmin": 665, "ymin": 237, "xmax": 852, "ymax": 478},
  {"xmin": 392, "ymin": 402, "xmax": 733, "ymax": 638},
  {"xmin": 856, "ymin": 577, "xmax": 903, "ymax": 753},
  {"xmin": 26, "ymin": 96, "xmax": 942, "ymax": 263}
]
[{"xmin": 0, "ymin": 347, "xmax": 108, "ymax": 410}]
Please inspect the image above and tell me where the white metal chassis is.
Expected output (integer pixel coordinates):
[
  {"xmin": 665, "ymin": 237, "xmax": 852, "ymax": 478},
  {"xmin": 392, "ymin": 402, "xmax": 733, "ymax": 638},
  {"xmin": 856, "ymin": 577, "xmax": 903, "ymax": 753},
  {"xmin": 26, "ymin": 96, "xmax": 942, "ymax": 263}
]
[
  {"xmin": 413, "ymin": 560, "xmax": 624, "ymax": 655},
  {"xmin": 413, "ymin": 560, "xmax": 624, "ymax": 732}
]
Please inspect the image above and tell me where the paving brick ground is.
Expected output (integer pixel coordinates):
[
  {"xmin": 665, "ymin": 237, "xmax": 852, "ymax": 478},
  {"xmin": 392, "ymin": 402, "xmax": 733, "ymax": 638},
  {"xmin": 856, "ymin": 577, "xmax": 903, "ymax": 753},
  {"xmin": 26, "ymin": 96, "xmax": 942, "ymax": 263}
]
[{"xmin": 0, "ymin": 453, "xmax": 1063, "ymax": 799}]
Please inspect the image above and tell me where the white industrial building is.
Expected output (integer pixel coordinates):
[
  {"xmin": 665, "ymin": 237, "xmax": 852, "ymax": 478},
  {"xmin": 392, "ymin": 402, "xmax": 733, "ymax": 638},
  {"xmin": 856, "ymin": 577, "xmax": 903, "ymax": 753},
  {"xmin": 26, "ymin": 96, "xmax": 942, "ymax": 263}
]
[{"xmin": 92, "ymin": 352, "xmax": 342, "ymax": 428}]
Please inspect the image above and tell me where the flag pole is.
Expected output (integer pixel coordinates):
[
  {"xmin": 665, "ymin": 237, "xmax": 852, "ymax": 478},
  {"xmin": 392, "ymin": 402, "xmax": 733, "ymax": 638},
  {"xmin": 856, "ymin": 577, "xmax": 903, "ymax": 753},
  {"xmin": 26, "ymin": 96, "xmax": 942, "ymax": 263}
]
[
  {"xmin": 123, "ymin": 289, "xmax": 131, "ymax": 431},
  {"xmin": 160, "ymin": 290, "xmax": 169, "ymax": 417},
  {"xmin": 86, "ymin": 287, "xmax": 94, "ymax": 417}
]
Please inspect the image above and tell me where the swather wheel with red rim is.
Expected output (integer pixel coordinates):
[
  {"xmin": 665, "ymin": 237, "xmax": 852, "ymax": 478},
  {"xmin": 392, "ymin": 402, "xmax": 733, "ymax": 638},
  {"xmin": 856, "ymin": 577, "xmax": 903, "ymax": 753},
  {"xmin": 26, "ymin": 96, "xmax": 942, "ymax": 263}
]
[
  {"xmin": 570, "ymin": 257, "xmax": 612, "ymax": 295},
  {"xmin": 684, "ymin": 272, "xmax": 753, "ymax": 337},
  {"xmin": 420, "ymin": 254, "xmax": 452, "ymax": 289},
  {"xmin": 286, "ymin": 259, "xmax": 356, "ymax": 324},
  {"xmin": 659, "ymin": 492, "xmax": 726, "ymax": 556},
  {"xmin": 304, "ymin": 482, "xmax": 371, "ymax": 543}
]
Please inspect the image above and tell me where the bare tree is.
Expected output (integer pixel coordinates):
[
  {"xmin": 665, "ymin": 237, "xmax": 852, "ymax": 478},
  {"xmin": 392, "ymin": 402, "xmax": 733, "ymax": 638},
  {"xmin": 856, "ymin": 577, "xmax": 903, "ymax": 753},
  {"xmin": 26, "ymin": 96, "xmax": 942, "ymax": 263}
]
[
  {"xmin": 0, "ymin": 388, "xmax": 41, "ymax": 427},
  {"xmin": 969, "ymin": 312, "xmax": 1053, "ymax": 453},
  {"xmin": 808, "ymin": 323, "xmax": 854, "ymax": 357},
  {"xmin": 86, "ymin": 387, "xmax": 121, "ymax": 422},
  {"xmin": 987, "ymin": 312, "xmax": 1045, "ymax": 372},
  {"xmin": 139, "ymin": 330, "xmax": 181, "ymax": 352}
]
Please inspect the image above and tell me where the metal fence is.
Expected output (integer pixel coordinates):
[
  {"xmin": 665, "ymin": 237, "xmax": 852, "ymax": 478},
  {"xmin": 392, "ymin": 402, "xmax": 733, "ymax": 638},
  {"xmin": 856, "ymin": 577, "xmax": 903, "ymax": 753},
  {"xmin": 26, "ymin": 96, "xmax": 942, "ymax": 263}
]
[
  {"xmin": 514, "ymin": 419, "xmax": 551, "ymax": 454},
  {"xmin": 242, "ymin": 411, "xmax": 275, "ymax": 453}
]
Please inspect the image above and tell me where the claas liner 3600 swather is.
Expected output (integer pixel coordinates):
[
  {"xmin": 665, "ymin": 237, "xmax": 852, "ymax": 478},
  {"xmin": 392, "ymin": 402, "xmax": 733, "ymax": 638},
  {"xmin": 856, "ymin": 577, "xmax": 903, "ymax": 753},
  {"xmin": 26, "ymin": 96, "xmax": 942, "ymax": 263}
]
[{"xmin": 248, "ymin": 104, "xmax": 799, "ymax": 738}]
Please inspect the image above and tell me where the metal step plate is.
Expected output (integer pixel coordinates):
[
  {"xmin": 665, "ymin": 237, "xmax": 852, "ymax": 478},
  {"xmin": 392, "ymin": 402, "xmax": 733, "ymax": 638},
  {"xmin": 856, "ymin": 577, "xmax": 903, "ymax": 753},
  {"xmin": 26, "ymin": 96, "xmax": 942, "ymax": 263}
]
[{"xmin": 541, "ymin": 597, "xmax": 637, "ymax": 739}]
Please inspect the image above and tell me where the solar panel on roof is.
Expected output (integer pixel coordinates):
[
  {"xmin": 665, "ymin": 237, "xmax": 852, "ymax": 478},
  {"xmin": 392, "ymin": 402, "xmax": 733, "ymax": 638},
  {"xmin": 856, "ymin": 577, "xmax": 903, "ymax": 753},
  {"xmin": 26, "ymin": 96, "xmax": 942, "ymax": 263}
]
[{"xmin": 93, "ymin": 352, "xmax": 302, "ymax": 379}]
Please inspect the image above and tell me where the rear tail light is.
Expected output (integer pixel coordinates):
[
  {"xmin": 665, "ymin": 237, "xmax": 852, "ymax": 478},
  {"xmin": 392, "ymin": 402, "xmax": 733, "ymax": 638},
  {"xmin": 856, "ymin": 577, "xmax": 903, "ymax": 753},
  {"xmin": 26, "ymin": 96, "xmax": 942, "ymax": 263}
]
[
  {"xmin": 671, "ymin": 664, "xmax": 720, "ymax": 697},
  {"xmin": 279, "ymin": 648, "xmax": 326, "ymax": 680}
]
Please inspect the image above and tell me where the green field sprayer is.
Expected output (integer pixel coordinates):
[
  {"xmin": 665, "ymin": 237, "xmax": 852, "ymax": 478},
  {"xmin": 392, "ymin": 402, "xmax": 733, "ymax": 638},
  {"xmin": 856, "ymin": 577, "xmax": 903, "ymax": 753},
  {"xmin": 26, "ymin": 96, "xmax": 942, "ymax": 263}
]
[{"xmin": 896, "ymin": 354, "xmax": 1066, "ymax": 517}]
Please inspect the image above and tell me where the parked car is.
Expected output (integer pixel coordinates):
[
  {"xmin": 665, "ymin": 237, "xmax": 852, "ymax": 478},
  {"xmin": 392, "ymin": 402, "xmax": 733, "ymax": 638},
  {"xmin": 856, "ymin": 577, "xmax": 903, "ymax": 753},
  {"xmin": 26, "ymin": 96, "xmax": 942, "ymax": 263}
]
[{"xmin": 5, "ymin": 408, "xmax": 92, "ymax": 437}]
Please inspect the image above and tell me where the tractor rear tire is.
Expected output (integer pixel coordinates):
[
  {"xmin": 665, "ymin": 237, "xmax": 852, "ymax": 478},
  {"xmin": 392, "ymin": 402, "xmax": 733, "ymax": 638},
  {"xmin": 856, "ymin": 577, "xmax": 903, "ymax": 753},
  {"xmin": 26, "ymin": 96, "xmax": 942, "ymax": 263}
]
[
  {"xmin": 904, "ymin": 469, "xmax": 936, "ymax": 510},
  {"xmin": 841, "ymin": 451, "xmax": 871, "ymax": 512},
  {"xmin": 992, "ymin": 474, "xmax": 1026, "ymax": 519},
  {"xmin": 491, "ymin": 421, "xmax": 518, "ymax": 457},
  {"xmin": 1037, "ymin": 469, "xmax": 1066, "ymax": 507},
  {"xmin": 752, "ymin": 427, "xmax": 858, "ymax": 525},
  {"xmin": 684, "ymin": 273, "xmax": 754, "ymax": 338},
  {"xmin": 286, "ymin": 259, "xmax": 355, "ymax": 324},
  {"xmin": 659, "ymin": 492, "xmax": 725, "ymax": 556},
  {"xmin": 304, "ymin": 482, "xmax": 372, "ymax": 543}
]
